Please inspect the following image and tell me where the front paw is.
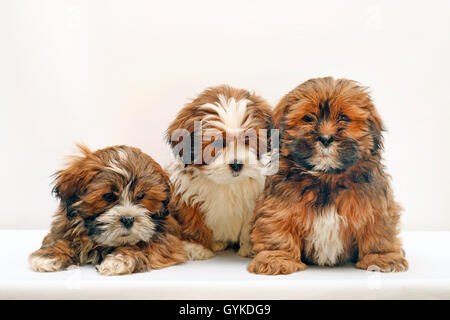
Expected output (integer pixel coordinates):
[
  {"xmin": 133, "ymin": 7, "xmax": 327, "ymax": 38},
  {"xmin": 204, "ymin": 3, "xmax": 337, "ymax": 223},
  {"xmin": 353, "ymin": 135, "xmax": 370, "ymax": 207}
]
[
  {"xmin": 237, "ymin": 242, "xmax": 254, "ymax": 258},
  {"xmin": 29, "ymin": 254, "xmax": 68, "ymax": 272},
  {"xmin": 356, "ymin": 252, "xmax": 408, "ymax": 272},
  {"xmin": 211, "ymin": 241, "xmax": 227, "ymax": 252},
  {"xmin": 183, "ymin": 241, "xmax": 215, "ymax": 260},
  {"xmin": 247, "ymin": 251, "xmax": 306, "ymax": 275},
  {"xmin": 96, "ymin": 254, "xmax": 135, "ymax": 276}
]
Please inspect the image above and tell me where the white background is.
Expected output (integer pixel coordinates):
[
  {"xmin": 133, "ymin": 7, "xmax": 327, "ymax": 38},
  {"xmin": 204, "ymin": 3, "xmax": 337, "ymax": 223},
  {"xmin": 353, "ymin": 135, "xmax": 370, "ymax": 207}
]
[{"xmin": 1, "ymin": 0, "xmax": 449, "ymax": 230}]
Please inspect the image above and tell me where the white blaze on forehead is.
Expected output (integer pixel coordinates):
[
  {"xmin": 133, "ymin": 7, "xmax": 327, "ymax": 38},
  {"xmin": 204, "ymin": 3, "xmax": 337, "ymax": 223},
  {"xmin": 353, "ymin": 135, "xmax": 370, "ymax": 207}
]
[
  {"xmin": 117, "ymin": 148, "xmax": 129, "ymax": 161},
  {"xmin": 200, "ymin": 94, "xmax": 252, "ymax": 135},
  {"xmin": 106, "ymin": 149, "xmax": 131, "ymax": 179},
  {"xmin": 119, "ymin": 181, "xmax": 134, "ymax": 206}
]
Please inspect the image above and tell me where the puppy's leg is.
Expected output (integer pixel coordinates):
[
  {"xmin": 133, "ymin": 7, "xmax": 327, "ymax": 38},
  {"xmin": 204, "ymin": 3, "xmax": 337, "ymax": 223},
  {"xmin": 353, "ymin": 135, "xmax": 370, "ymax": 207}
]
[
  {"xmin": 355, "ymin": 252, "xmax": 408, "ymax": 272},
  {"xmin": 211, "ymin": 241, "xmax": 228, "ymax": 252},
  {"xmin": 183, "ymin": 241, "xmax": 215, "ymax": 260},
  {"xmin": 247, "ymin": 202, "xmax": 306, "ymax": 275},
  {"xmin": 97, "ymin": 234, "xmax": 187, "ymax": 276},
  {"xmin": 96, "ymin": 252, "xmax": 136, "ymax": 276},
  {"xmin": 29, "ymin": 239, "xmax": 75, "ymax": 272},
  {"xmin": 237, "ymin": 217, "xmax": 254, "ymax": 258},
  {"xmin": 355, "ymin": 204, "xmax": 408, "ymax": 272},
  {"xmin": 175, "ymin": 201, "xmax": 215, "ymax": 260},
  {"xmin": 248, "ymin": 250, "xmax": 307, "ymax": 275},
  {"xmin": 145, "ymin": 234, "xmax": 187, "ymax": 270}
]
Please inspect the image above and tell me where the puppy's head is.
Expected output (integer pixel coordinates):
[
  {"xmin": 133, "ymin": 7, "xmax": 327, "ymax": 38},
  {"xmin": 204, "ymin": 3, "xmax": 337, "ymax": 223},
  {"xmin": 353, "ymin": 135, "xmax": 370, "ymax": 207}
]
[
  {"xmin": 275, "ymin": 77, "xmax": 383, "ymax": 173},
  {"xmin": 53, "ymin": 144, "xmax": 171, "ymax": 246},
  {"xmin": 167, "ymin": 85, "xmax": 272, "ymax": 184}
]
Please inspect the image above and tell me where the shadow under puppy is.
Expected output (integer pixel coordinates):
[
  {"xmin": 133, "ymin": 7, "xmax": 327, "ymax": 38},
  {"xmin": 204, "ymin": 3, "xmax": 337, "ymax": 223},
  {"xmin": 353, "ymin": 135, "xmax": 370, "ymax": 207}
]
[
  {"xmin": 248, "ymin": 77, "xmax": 408, "ymax": 274},
  {"xmin": 166, "ymin": 85, "xmax": 272, "ymax": 259},
  {"xmin": 29, "ymin": 144, "xmax": 186, "ymax": 275}
]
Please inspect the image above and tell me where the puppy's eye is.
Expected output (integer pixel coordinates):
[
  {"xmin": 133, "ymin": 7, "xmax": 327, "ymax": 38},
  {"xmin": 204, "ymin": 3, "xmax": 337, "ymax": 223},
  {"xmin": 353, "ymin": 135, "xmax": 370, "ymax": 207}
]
[
  {"xmin": 339, "ymin": 114, "xmax": 350, "ymax": 122},
  {"xmin": 102, "ymin": 193, "xmax": 117, "ymax": 203},
  {"xmin": 302, "ymin": 115, "xmax": 315, "ymax": 123},
  {"xmin": 136, "ymin": 194, "xmax": 145, "ymax": 201}
]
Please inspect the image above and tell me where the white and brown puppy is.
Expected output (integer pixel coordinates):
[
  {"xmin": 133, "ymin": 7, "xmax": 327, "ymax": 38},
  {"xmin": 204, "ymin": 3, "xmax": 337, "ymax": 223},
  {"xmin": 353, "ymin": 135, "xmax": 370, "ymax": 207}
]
[
  {"xmin": 166, "ymin": 85, "xmax": 272, "ymax": 259},
  {"xmin": 29, "ymin": 144, "xmax": 186, "ymax": 275}
]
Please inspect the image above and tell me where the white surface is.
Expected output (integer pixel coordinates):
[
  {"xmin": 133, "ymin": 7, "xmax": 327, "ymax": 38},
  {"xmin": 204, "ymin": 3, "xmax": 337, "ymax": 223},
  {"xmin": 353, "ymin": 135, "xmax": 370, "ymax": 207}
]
[
  {"xmin": 1, "ymin": 0, "xmax": 450, "ymax": 230},
  {"xmin": 1, "ymin": 230, "xmax": 449, "ymax": 299}
]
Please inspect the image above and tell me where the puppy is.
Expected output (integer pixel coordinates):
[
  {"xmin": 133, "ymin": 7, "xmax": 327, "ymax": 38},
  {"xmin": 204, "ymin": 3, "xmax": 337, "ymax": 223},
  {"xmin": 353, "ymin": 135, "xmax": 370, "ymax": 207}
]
[
  {"xmin": 166, "ymin": 85, "xmax": 272, "ymax": 259},
  {"xmin": 248, "ymin": 77, "xmax": 408, "ymax": 274},
  {"xmin": 29, "ymin": 144, "xmax": 186, "ymax": 275}
]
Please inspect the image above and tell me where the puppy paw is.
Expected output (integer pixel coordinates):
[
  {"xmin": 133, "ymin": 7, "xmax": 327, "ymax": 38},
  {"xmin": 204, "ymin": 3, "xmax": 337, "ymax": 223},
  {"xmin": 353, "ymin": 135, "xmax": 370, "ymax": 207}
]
[
  {"xmin": 211, "ymin": 241, "xmax": 227, "ymax": 252},
  {"xmin": 356, "ymin": 252, "xmax": 408, "ymax": 272},
  {"xmin": 237, "ymin": 242, "xmax": 254, "ymax": 258},
  {"xmin": 29, "ymin": 254, "xmax": 67, "ymax": 272},
  {"xmin": 183, "ymin": 241, "xmax": 215, "ymax": 260},
  {"xmin": 247, "ymin": 251, "xmax": 306, "ymax": 275},
  {"xmin": 96, "ymin": 254, "xmax": 135, "ymax": 276}
]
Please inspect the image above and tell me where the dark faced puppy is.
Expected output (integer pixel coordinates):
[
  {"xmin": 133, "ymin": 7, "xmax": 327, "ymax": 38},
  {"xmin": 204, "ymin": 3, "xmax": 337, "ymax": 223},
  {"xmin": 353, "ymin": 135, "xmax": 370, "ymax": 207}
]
[
  {"xmin": 248, "ymin": 77, "xmax": 408, "ymax": 274},
  {"xmin": 29, "ymin": 145, "xmax": 186, "ymax": 275}
]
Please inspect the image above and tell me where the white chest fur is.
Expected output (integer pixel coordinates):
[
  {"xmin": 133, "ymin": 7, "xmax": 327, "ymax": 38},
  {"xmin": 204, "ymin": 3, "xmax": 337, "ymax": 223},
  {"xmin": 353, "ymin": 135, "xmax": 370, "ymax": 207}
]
[
  {"xmin": 304, "ymin": 206, "xmax": 345, "ymax": 266},
  {"xmin": 201, "ymin": 177, "xmax": 263, "ymax": 242},
  {"xmin": 168, "ymin": 161, "xmax": 265, "ymax": 242}
]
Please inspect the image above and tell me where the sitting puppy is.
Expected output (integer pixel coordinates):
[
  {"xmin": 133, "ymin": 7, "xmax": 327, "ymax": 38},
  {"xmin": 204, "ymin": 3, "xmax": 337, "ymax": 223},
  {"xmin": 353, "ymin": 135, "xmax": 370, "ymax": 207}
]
[
  {"xmin": 29, "ymin": 144, "xmax": 186, "ymax": 275},
  {"xmin": 248, "ymin": 77, "xmax": 408, "ymax": 274},
  {"xmin": 166, "ymin": 85, "xmax": 272, "ymax": 259}
]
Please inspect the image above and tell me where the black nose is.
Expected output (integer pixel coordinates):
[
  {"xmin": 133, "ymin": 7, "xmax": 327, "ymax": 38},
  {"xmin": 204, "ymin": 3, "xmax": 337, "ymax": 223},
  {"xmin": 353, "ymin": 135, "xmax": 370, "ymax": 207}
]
[
  {"xmin": 120, "ymin": 216, "xmax": 134, "ymax": 229},
  {"xmin": 318, "ymin": 135, "xmax": 334, "ymax": 147},
  {"xmin": 229, "ymin": 162, "xmax": 243, "ymax": 172}
]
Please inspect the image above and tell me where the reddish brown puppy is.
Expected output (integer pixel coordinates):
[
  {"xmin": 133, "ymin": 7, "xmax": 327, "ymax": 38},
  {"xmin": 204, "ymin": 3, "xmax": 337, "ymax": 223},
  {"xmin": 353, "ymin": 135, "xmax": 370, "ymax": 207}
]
[
  {"xmin": 248, "ymin": 77, "xmax": 408, "ymax": 275},
  {"xmin": 29, "ymin": 145, "xmax": 186, "ymax": 275}
]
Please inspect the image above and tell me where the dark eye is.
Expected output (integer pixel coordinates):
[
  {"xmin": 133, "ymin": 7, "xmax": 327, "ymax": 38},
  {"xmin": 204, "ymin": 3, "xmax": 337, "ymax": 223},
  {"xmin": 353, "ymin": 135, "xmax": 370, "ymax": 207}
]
[
  {"xmin": 302, "ymin": 114, "xmax": 315, "ymax": 123},
  {"xmin": 136, "ymin": 194, "xmax": 145, "ymax": 201},
  {"xmin": 102, "ymin": 193, "xmax": 117, "ymax": 203},
  {"xmin": 339, "ymin": 114, "xmax": 350, "ymax": 122}
]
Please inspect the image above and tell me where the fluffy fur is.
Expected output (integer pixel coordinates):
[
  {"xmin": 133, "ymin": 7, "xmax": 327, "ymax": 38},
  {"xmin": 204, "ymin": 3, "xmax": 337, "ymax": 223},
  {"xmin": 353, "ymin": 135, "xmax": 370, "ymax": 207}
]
[
  {"xmin": 248, "ymin": 77, "xmax": 408, "ymax": 274},
  {"xmin": 29, "ymin": 145, "xmax": 186, "ymax": 275},
  {"xmin": 166, "ymin": 85, "xmax": 272, "ymax": 259}
]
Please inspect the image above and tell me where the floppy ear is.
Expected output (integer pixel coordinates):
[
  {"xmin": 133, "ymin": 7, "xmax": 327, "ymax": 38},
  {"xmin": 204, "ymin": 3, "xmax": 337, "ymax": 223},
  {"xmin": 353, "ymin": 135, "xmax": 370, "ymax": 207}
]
[
  {"xmin": 271, "ymin": 95, "xmax": 297, "ymax": 154},
  {"xmin": 158, "ymin": 171, "xmax": 173, "ymax": 218},
  {"xmin": 159, "ymin": 199, "xmax": 170, "ymax": 218},
  {"xmin": 52, "ymin": 144, "xmax": 100, "ymax": 219},
  {"xmin": 272, "ymin": 91, "xmax": 302, "ymax": 130},
  {"xmin": 272, "ymin": 98, "xmax": 290, "ymax": 130},
  {"xmin": 367, "ymin": 105, "xmax": 384, "ymax": 157},
  {"xmin": 166, "ymin": 105, "xmax": 200, "ymax": 165}
]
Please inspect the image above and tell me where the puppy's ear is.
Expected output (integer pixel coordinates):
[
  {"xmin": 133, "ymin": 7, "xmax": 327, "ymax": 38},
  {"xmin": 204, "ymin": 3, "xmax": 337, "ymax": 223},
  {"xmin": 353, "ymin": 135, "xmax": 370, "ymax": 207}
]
[
  {"xmin": 272, "ymin": 91, "xmax": 301, "ymax": 130},
  {"xmin": 160, "ymin": 199, "xmax": 170, "ymax": 218},
  {"xmin": 367, "ymin": 106, "xmax": 384, "ymax": 156},
  {"xmin": 271, "ymin": 95, "xmax": 296, "ymax": 154},
  {"xmin": 52, "ymin": 144, "xmax": 100, "ymax": 219},
  {"xmin": 166, "ymin": 105, "xmax": 199, "ymax": 165},
  {"xmin": 159, "ymin": 172, "xmax": 173, "ymax": 218},
  {"xmin": 272, "ymin": 98, "xmax": 290, "ymax": 130},
  {"xmin": 246, "ymin": 95, "xmax": 273, "ymax": 157}
]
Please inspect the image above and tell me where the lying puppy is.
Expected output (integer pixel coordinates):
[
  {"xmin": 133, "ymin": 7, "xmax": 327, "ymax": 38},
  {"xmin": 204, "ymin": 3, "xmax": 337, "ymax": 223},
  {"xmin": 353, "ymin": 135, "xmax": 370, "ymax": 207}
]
[
  {"xmin": 166, "ymin": 85, "xmax": 272, "ymax": 259},
  {"xmin": 248, "ymin": 77, "xmax": 408, "ymax": 274},
  {"xmin": 29, "ymin": 144, "xmax": 186, "ymax": 275}
]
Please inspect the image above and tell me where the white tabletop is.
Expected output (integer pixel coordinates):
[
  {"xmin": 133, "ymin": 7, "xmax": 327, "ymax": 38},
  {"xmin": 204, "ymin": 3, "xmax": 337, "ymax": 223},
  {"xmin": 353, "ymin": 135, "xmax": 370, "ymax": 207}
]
[{"xmin": 1, "ymin": 230, "xmax": 449, "ymax": 299}]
